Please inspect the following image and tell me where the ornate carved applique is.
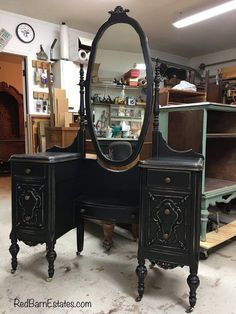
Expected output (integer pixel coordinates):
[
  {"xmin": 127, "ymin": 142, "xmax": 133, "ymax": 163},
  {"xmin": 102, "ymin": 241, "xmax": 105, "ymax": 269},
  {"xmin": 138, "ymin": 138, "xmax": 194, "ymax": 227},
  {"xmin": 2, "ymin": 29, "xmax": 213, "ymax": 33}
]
[
  {"xmin": 148, "ymin": 193, "xmax": 189, "ymax": 249},
  {"xmin": 108, "ymin": 6, "xmax": 129, "ymax": 16},
  {"xmin": 16, "ymin": 183, "xmax": 45, "ymax": 228},
  {"xmin": 150, "ymin": 260, "xmax": 184, "ymax": 270}
]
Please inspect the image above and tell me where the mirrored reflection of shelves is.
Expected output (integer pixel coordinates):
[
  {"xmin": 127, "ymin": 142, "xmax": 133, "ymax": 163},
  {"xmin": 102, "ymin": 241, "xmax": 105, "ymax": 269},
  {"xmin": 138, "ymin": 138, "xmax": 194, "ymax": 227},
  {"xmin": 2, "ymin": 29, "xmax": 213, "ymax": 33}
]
[
  {"xmin": 91, "ymin": 83, "xmax": 144, "ymax": 90},
  {"xmin": 92, "ymin": 102, "xmax": 146, "ymax": 106},
  {"xmin": 91, "ymin": 80, "xmax": 146, "ymax": 139},
  {"xmin": 111, "ymin": 117, "xmax": 142, "ymax": 122},
  {"xmin": 97, "ymin": 137, "xmax": 138, "ymax": 141}
]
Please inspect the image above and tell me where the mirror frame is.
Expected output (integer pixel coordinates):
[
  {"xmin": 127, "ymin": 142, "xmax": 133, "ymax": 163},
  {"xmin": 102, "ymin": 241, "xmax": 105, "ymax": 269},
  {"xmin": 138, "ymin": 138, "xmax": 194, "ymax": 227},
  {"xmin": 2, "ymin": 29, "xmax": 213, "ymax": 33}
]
[{"xmin": 85, "ymin": 6, "xmax": 153, "ymax": 167}]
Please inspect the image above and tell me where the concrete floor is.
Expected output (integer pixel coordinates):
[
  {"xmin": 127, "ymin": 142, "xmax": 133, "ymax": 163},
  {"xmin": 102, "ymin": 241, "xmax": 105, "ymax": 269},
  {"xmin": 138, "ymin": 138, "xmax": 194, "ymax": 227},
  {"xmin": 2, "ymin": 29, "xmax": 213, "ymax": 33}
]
[{"xmin": 0, "ymin": 175, "xmax": 236, "ymax": 314}]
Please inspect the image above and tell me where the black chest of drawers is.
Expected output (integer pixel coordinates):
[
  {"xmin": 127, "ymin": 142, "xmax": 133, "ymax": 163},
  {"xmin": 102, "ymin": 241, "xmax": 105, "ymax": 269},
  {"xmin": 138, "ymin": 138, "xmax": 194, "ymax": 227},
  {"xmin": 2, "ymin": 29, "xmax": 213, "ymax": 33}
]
[
  {"xmin": 136, "ymin": 156, "xmax": 203, "ymax": 312},
  {"xmin": 9, "ymin": 152, "xmax": 80, "ymax": 280}
]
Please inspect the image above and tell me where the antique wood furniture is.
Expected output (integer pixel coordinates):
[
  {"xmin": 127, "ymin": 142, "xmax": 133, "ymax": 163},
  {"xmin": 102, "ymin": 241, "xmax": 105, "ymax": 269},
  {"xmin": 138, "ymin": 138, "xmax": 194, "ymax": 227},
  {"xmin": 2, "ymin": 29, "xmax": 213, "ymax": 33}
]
[
  {"xmin": 9, "ymin": 152, "xmax": 80, "ymax": 280},
  {"xmin": 9, "ymin": 6, "xmax": 203, "ymax": 312},
  {"xmin": 74, "ymin": 158, "xmax": 140, "ymax": 251},
  {"xmin": 45, "ymin": 126, "xmax": 79, "ymax": 150},
  {"xmin": 0, "ymin": 82, "xmax": 25, "ymax": 172},
  {"xmin": 159, "ymin": 102, "xmax": 236, "ymax": 257},
  {"xmin": 160, "ymin": 88, "xmax": 206, "ymax": 106},
  {"xmin": 136, "ymin": 61, "xmax": 203, "ymax": 312},
  {"xmin": 73, "ymin": 6, "xmax": 153, "ymax": 250}
]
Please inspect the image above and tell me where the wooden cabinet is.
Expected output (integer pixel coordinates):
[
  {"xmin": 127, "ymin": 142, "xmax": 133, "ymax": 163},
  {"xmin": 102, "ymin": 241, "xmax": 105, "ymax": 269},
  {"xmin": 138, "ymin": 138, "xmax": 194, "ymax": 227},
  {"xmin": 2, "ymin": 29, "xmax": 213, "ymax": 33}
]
[
  {"xmin": 137, "ymin": 153, "xmax": 203, "ymax": 311},
  {"xmin": 160, "ymin": 88, "xmax": 206, "ymax": 106},
  {"xmin": 9, "ymin": 152, "xmax": 80, "ymax": 279},
  {"xmin": 46, "ymin": 127, "xmax": 79, "ymax": 150},
  {"xmin": 159, "ymin": 102, "xmax": 236, "ymax": 255}
]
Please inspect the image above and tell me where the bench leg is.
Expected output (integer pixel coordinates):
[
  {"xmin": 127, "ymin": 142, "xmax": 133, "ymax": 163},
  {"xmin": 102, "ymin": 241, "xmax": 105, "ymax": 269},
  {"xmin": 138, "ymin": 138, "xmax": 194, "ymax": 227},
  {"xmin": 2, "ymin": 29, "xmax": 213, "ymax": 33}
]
[
  {"xmin": 77, "ymin": 218, "xmax": 84, "ymax": 255},
  {"xmin": 102, "ymin": 222, "xmax": 114, "ymax": 251}
]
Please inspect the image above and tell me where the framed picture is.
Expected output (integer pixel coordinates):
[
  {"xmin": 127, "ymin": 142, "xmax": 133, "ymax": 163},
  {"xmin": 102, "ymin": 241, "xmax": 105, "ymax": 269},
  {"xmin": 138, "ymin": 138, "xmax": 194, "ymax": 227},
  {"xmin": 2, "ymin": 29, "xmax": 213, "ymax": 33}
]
[{"xmin": 27, "ymin": 114, "xmax": 50, "ymax": 153}]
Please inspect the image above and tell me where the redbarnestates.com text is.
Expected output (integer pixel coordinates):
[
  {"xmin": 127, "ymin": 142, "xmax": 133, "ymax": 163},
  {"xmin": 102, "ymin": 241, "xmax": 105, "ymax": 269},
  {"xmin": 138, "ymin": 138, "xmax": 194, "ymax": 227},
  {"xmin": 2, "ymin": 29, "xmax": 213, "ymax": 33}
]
[{"xmin": 14, "ymin": 298, "xmax": 92, "ymax": 309}]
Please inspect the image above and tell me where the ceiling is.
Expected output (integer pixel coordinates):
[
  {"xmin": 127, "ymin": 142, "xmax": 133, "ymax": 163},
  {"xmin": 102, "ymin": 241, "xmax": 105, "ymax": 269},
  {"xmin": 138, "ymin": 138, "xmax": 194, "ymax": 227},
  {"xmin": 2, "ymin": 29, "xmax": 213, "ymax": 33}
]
[{"xmin": 0, "ymin": 0, "xmax": 236, "ymax": 58}]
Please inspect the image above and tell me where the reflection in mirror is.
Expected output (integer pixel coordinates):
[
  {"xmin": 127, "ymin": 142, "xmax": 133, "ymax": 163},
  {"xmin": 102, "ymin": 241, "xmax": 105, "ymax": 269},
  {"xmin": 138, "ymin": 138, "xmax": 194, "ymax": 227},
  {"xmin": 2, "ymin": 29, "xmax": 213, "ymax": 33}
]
[{"xmin": 90, "ymin": 23, "xmax": 147, "ymax": 161}]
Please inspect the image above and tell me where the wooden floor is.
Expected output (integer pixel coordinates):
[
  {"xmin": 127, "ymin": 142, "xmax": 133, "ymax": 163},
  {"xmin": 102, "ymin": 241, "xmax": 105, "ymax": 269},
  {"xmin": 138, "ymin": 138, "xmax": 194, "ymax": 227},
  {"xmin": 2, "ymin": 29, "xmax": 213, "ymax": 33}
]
[{"xmin": 200, "ymin": 219, "xmax": 236, "ymax": 250}]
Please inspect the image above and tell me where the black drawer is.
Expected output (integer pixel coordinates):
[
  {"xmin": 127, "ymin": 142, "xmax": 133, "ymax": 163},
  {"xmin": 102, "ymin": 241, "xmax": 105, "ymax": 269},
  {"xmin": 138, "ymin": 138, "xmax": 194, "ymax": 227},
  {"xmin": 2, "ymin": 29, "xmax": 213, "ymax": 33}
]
[
  {"xmin": 12, "ymin": 163, "xmax": 45, "ymax": 177},
  {"xmin": 147, "ymin": 169, "xmax": 190, "ymax": 190}
]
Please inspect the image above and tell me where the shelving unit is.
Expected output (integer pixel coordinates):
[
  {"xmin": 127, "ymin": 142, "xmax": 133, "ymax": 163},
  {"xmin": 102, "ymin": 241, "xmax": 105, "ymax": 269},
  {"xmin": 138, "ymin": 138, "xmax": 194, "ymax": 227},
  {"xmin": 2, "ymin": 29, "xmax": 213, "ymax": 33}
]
[
  {"xmin": 159, "ymin": 102, "xmax": 236, "ymax": 256},
  {"xmin": 91, "ymin": 82, "xmax": 146, "ymax": 140}
]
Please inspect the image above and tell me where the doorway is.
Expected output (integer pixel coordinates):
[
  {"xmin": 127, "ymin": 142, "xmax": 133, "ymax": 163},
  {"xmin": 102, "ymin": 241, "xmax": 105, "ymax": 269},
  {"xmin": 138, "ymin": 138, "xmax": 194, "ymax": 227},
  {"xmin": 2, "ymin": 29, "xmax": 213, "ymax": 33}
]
[{"xmin": 0, "ymin": 52, "xmax": 27, "ymax": 174}]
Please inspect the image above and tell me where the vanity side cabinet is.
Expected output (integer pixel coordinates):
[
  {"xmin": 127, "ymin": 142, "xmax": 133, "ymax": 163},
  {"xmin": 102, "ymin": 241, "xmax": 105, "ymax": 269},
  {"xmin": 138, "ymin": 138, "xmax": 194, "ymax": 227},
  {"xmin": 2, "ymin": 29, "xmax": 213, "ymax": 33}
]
[
  {"xmin": 136, "ymin": 157, "xmax": 203, "ymax": 311},
  {"xmin": 9, "ymin": 152, "xmax": 80, "ymax": 280}
]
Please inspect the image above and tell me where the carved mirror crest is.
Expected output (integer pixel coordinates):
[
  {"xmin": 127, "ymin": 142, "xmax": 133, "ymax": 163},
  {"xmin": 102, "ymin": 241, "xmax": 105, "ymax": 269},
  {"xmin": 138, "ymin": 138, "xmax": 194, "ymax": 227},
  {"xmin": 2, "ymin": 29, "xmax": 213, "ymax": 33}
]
[{"xmin": 85, "ymin": 6, "xmax": 152, "ymax": 167}]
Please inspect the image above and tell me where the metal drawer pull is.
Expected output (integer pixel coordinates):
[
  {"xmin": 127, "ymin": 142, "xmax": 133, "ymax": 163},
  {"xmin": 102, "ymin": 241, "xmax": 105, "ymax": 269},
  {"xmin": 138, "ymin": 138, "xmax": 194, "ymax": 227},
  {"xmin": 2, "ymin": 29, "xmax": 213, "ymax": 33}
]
[
  {"xmin": 164, "ymin": 208, "xmax": 170, "ymax": 215},
  {"xmin": 25, "ymin": 168, "xmax": 31, "ymax": 174},
  {"xmin": 163, "ymin": 233, "xmax": 169, "ymax": 240},
  {"xmin": 25, "ymin": 195, "xmax": 30, "ymax": 201},
  {"xmin": 164, "ymin": 176, "xmax": 171, "ymax": 184}
]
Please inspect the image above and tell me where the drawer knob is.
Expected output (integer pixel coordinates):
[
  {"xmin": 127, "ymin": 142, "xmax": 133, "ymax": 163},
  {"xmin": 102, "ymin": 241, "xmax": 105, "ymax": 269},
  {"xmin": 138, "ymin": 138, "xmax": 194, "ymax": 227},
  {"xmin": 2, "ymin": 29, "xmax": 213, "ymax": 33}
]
[
  {"xmin": 25, "ymin": 195, "xmax": 30, "ymax": 201},
  {"xmin": 25, "ymin": 168, "xmax": 31, "ymax": 174},
  {"xmin": 80, "ymin": 208, "xmax": 85, "ymax": 214},
  {"xmin": 164, "ymin": 176, "xmax": 171, "ymax": 184},
  {"xmin": 163, "ymin": 233, "xmax": 169, "ymax": 240},
  {"xmin": 164, "ymin": 208, "xmax": 171, "ymax": 215}
]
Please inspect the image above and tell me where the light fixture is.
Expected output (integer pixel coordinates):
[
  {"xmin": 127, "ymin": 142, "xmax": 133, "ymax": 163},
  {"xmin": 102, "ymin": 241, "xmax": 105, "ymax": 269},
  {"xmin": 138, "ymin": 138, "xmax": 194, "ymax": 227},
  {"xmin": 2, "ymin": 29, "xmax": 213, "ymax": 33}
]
[{"xmin": 173, "ymin": 0, "xmax": 236, "ymax": 28}]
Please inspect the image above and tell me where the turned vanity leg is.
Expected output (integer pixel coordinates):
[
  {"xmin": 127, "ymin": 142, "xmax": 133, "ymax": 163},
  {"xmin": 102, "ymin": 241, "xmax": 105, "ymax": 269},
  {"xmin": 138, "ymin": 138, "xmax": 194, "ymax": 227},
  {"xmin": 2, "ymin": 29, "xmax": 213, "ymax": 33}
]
[
  {"xmin": 46, "ymin": 241, "xmax": 57, "ymax": 281},
  {"xmin": 135, "ymin": 258, "xmax": 147, "ymax": 302},
  {"xmin": 186, "ymin": 266, "xmax": 200, "ymax": 313},
  {"xmin": 102, "ymin": 222, "xmax": 115, "ymax": 251},
  {"xmin": 9, "ymin": 233, "xmax": 19, "ymax": 274},
  {"xmin": 76, "ymin": 218, "xmax": 84, "ymax": 255},
  {"xmin": 131, "ymin": 223, "xmax": 139, "ymax": 240}
]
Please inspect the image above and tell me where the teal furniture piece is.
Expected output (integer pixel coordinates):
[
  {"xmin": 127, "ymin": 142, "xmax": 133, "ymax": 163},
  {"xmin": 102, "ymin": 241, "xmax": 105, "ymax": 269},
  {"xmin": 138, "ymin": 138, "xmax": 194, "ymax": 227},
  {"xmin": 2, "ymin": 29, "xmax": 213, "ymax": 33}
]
[{"xmin": 159, "ymin": 102, "xmax": 236, "ymax": 255}]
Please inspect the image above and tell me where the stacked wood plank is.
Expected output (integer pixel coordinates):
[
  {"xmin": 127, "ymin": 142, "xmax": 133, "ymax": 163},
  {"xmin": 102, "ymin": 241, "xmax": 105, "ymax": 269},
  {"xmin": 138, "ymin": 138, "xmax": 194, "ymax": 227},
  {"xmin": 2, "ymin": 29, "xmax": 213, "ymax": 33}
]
[{"xmin": 53, "ymin": 88, "xmax": 73, "ymax": 127}]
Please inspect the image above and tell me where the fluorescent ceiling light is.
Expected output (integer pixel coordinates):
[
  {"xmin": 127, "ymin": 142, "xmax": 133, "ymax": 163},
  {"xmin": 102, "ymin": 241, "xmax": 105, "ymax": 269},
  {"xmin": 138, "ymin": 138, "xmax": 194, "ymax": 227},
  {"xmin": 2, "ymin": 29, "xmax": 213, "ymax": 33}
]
[{"xmin": 173, "ymin": 0, "xmax": 236, "ymax": 28}]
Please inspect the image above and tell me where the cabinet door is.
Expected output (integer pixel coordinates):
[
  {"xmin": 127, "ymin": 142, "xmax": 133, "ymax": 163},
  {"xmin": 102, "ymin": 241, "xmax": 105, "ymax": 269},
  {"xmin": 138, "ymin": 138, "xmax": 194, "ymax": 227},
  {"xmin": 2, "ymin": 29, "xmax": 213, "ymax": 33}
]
[
  {"xmin": 142, "ymin": 189, "xmax": 191, "ymax": 253},
  {"xmin": 14, "ymin": 180, "xmax": 47, "ymax": 229}
]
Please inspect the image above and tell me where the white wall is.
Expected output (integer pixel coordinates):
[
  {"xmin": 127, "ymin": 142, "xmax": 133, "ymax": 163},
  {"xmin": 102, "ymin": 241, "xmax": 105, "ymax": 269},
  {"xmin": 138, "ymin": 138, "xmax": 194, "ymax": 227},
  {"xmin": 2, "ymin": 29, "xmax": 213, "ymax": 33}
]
[
  {"xmin": 96, "ymin": 49, "xmax": 146, "ymax": 79},
  {"xmin": 150, "ymin": 48, "xmax": 190, "ymax": 67},
  {"xmin": 189, "ymin": 47, "xmax": 236, "ymax": 77},
  {"xmin": 0, "ymin": 9, "xmax": 94, "ymax": 114},
  {"xmin": 0, "ymin": 10, "xmax": 216, "ymax": 114}
]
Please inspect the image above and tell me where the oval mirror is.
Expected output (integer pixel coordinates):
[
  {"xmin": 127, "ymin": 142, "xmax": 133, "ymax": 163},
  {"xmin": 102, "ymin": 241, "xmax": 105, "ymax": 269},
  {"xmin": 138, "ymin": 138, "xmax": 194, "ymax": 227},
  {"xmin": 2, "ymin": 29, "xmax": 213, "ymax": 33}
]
[{"xmin": 86, "ymin": 7, "xmax": 152, "ymax": 166}]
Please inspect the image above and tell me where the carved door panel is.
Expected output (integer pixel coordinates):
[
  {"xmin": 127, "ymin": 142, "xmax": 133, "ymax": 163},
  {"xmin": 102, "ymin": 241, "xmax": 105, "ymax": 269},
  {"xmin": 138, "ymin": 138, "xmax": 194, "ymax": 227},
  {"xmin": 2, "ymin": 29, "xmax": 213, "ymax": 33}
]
[
  {"xmin": 143, "ymin": 189, "xmax": 191, "ymax": 253},
  {"xmin": 15, "ymin": 181, "xmax": 47, "ymax": 229}
]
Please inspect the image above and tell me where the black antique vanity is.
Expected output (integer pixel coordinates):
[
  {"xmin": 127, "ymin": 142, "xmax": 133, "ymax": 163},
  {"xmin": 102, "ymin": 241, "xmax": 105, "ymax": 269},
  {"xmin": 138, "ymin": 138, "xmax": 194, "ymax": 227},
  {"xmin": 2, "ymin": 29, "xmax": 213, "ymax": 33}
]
[{"xmin": 9, "ymin": 6, "xmax": 203, "ymax": 312}]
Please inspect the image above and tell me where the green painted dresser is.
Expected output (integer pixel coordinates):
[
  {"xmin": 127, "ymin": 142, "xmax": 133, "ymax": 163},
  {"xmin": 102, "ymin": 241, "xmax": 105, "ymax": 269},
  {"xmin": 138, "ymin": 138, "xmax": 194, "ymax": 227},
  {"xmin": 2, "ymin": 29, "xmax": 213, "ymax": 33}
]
[{"xmin": 159, "ymin": 102, "xmax": 236, "ymax": 256}]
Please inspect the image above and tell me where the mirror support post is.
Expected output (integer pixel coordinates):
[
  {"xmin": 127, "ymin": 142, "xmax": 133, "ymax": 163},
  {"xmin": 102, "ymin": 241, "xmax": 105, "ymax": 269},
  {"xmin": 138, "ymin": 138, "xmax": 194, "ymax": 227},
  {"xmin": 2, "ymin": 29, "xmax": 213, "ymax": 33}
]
[
  {"xmin": 78, "ymin": 64, "xmax": 86, "ymax": 157},
  {"xmin": 152, "ymin": 58, "xmax": 161, "ymax": 157}
]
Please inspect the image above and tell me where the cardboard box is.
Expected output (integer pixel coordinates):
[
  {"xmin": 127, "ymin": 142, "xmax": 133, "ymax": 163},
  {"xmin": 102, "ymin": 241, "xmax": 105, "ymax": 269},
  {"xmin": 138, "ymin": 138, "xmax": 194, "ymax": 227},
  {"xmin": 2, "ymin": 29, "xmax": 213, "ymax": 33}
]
[
  {"xmin": 124, "ymin": 69, "xmax": 140, "ymax": 79},
  {"xmin": 221, "ymin": 66, "xmax": 236, "ymax": 79}
]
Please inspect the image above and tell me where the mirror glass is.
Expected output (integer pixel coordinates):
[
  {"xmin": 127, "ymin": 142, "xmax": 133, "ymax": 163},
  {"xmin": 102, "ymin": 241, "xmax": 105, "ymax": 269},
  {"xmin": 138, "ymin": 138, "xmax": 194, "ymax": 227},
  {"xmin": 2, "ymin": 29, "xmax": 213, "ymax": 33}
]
[{"xmin": 90, "ymin": 23, "xmax": 147, "ymax": 162}]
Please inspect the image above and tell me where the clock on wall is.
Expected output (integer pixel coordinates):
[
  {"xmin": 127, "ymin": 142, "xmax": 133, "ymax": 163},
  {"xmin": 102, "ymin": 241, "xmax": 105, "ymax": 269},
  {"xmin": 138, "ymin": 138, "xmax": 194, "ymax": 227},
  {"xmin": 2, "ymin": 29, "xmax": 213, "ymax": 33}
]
[{"xmin": 16, "ymin": 23, "xmax": 35, "ymax": 43}]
